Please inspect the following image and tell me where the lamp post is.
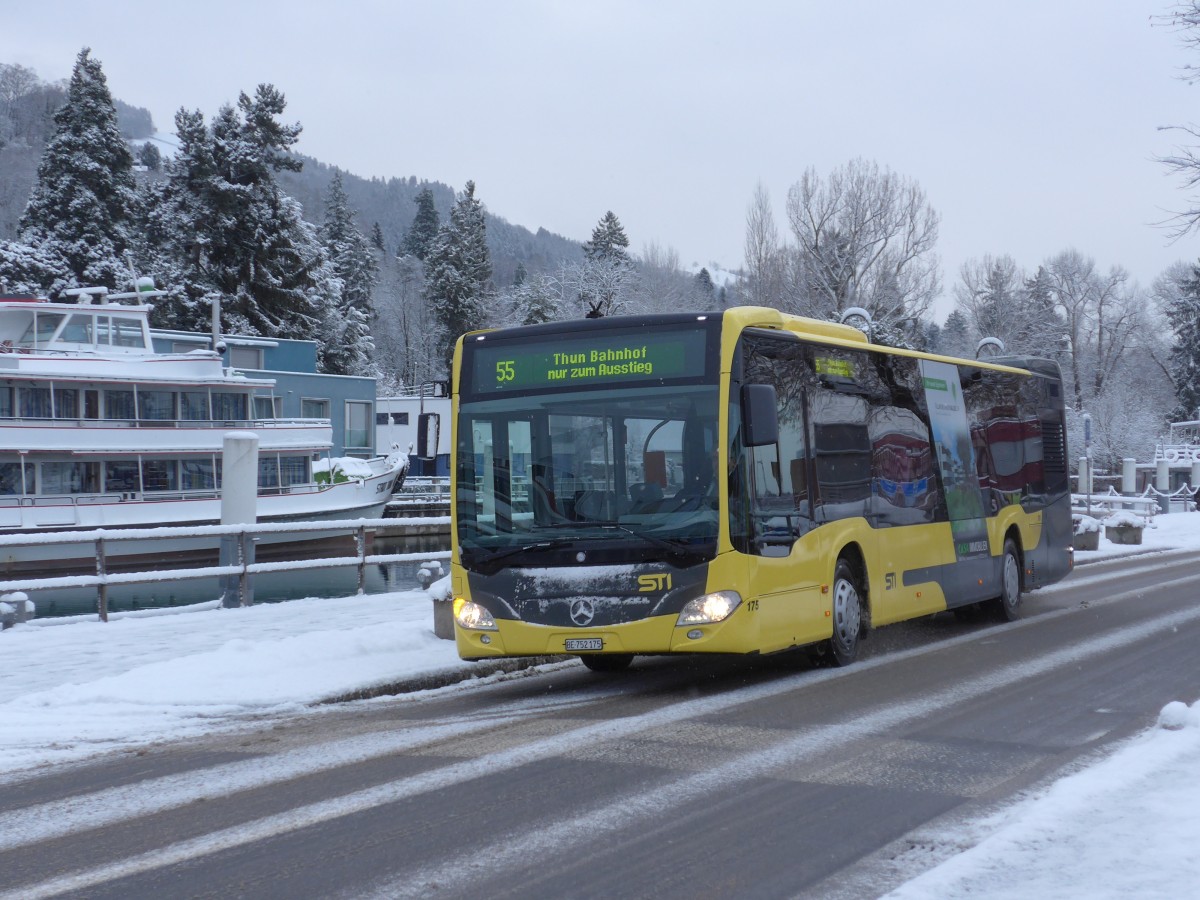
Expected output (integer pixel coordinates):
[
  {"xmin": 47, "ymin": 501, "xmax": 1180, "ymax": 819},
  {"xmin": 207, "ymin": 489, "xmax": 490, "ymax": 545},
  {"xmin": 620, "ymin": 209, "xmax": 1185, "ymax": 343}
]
[{"xmin": 1083, "ymin": 412, "xmax": 1093, "ymax": 517}]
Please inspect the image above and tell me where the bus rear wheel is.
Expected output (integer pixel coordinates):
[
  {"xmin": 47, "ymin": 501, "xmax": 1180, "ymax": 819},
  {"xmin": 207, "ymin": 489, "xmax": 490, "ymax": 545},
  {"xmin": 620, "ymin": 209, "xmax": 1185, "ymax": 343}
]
[
  {"xmin": 823, "ymin": 558, "xmax": 862, "ymax": 666},
  {"xmin": 991, "ymin": 538, "xmax": 1022, "ymax": 622},
  {"xmin": 579, "ymin": 654, "xmax": 634, "ymax": 672}
]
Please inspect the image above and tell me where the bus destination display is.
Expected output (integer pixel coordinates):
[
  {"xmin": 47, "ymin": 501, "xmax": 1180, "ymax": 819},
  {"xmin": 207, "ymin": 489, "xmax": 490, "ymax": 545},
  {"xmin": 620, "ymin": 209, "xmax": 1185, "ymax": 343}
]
[{"xmin": 470, "ymin": 328, "xmax": 708, "ymax": 394}]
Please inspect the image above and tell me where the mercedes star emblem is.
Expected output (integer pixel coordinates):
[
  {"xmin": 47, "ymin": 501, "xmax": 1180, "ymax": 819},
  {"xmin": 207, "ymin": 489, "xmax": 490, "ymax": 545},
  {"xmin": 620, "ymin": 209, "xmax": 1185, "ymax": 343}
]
[{"xmin": 570, "ymin": 598, "xmax": 595, "ymax": 626}]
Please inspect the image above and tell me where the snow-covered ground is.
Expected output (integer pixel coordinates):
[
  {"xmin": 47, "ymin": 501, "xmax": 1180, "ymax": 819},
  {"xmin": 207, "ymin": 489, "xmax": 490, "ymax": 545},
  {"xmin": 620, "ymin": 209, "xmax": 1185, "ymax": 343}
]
[{"xmin": 3, "ymin": 513, "xmax": 1200, "ymax": 897}]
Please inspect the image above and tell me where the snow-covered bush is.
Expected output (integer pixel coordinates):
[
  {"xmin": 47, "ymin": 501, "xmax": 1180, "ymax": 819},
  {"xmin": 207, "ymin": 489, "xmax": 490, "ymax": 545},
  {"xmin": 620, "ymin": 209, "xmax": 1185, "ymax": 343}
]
[{"xmin": 1073, "ymin": 515, "xmax": 1101, "ymax": 534}]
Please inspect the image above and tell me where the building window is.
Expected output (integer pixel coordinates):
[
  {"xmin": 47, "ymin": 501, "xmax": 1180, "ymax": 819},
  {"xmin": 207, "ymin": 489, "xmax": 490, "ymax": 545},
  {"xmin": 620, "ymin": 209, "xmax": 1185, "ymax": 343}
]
[
  {"xmin": 230, "ymin": 345, "xmax": 264, "ymax": 369},
  {"xmin": 345, "ymin": 401, "xmax": 372, "ymax": 450},
  {"xmin": 302, "ymin": 398, "xmax": 330, "ymax": 419}
]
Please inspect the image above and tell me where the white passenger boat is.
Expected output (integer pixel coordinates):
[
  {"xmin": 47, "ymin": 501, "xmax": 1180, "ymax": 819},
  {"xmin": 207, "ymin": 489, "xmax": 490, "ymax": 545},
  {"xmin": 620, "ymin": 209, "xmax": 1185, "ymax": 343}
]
[{"xmin": 0, "ymin": 287, "xmax": 406, "ymax": 571}]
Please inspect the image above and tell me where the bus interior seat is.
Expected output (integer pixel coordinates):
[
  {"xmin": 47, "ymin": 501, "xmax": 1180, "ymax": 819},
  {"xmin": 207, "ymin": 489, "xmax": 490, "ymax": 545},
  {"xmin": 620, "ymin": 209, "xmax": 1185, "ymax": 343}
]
[
  {"xmin": 574, "ymin": 489, "xmax": 617, "ymax": 521},
  {"xmin": 628, "ymin": 482, "xmax": 663, "ymax": 509}
]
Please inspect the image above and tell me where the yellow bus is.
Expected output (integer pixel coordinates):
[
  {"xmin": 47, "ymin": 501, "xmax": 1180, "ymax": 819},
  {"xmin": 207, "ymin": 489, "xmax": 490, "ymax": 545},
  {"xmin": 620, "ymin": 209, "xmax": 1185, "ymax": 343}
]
[{"xmin": 449, "ymin": 306, "xmax": 1073, "ymax": 671}]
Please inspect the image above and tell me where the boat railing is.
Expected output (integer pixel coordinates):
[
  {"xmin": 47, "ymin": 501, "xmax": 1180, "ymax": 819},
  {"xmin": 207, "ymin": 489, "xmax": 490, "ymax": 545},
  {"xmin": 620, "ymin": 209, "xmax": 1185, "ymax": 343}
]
[
  {"xmin": 0, "ymin": 517, "xmax": 449, "ymax": 622},
  {"xmin": 0, "ymin": 416, "xmax": 330, "ymax": 430}
]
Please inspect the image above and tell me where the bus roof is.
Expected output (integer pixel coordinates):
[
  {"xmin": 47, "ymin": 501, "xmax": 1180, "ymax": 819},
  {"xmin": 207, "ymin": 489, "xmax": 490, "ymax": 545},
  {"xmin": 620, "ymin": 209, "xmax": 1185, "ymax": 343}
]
[{"xmin": 459, "ymin": 307, "xmax": 1051, "ymax": 379}]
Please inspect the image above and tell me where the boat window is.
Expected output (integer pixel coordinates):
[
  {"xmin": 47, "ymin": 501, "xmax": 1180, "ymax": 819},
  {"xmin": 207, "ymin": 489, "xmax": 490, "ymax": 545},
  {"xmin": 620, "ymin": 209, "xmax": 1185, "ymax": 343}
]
[
  {"xmin": 60, "ymin": 314, "xmax": 95, "ymax": 344},
  {"xmin": 258, "ymin": 455, "xmax": 280, "ymax": 488},
  {"xmin": 142, "ymin": 459, "xmax": 178, "ymax": 491},
  {"xmin": 55, "ymin": 388, "xmax": 79, "ymax": 419},
  {"xmin": 19, "ymin": 313, "xmax": 65, "ymax": 347},
  {"xmin": 138, "ymin": 390, "xmax": 176, "ymax": 420},
  {"xmin": 0, "ymin": 461, "xmax": 32, "ymax": 494},
  {"xmin": 253, "ymin": 396, "xmax": 281, "ymax": 419},
  {"xmin": 41, "ymin": 461, "xmax": 100, "ymax": 494},
  {"xmin": 0, "ymin": 387, "xmax": 12, "ymax": 418},
  {"xmin": 106, "ymin": 389, "xmax": 135, "ymax": 420},
  {"xmin": 182, "ymin": 458, "xmax": 216, "ymax": 491},
  {"xmin": 212, "ymin": 392, "xmax": 248, "ymax": 421},
  {"xmin": 180, "ymin": 391, "xmax": 209, "ymax": 420},
  {"xmin": 104, "ymin": 461, "xmax": 140, "ymax": 492},
  {"xmin": 19, "ymin": 386, "xmax": 51, "ymax": 418},
  {"xmin": 280, "ymin": 455, "xmax": 309, "ymax": 485},
  {"xmin": 110, "ymin": 316, "xmax": 146, "ymax": 348}
]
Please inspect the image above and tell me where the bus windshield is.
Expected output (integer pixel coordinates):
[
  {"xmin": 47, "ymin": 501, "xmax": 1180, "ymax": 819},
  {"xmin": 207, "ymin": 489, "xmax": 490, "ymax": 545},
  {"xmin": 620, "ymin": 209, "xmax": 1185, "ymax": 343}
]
[{"xmin": 456, "ymin": 382, "xmax": 720, "ymax": 569}]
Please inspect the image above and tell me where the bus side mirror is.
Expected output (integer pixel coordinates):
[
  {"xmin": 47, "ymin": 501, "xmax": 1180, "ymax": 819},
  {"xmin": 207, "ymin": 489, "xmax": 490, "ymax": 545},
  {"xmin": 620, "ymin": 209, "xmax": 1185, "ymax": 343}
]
[
  {"xmin": 741, "ymin": 384, "xmax": 778, "ymax": 447},
  {"xmin": 417, "ymin": 413, "xmax": 440, "ymax": 461}
]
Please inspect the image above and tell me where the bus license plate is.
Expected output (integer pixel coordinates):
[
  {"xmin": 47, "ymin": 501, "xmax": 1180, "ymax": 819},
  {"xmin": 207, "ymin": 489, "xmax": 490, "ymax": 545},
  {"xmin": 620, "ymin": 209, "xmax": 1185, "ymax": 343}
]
[{"xmin": 565, "ymin": 638, "xmax": 603, "ymax": 651}]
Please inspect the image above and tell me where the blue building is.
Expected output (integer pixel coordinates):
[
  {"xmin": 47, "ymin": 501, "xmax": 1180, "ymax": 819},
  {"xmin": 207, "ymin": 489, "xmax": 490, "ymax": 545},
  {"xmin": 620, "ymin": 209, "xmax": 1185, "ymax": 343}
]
[{"xmin": 152, "ymin": 331, "xmax": 378, "ymax": 458}]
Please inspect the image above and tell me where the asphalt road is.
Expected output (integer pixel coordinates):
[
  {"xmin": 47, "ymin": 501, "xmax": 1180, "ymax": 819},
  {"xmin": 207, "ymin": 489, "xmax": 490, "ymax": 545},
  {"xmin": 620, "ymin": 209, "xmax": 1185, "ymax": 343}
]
[{"xmin": 1, "ymin": 550, "xmax": 1197, "ymax": 900}]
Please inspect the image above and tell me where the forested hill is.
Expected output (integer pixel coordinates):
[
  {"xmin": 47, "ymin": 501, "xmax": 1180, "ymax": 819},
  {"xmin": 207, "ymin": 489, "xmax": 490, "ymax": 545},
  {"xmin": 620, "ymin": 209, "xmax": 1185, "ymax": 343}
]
[
  {"xmin": 277, "ymin": 159, "xmax": 583, "ymax": 288},
  {"xmin": 0, "ymin": 62, "xmax": 583, "ymax": 287}
]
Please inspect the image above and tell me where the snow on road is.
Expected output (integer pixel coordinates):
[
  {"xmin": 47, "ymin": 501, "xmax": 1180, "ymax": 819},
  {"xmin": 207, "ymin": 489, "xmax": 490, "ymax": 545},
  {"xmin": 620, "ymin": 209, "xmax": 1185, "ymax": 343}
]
[{"xmin": 2, "ymin": 512, "xmax": 1199, "ymax": 897}]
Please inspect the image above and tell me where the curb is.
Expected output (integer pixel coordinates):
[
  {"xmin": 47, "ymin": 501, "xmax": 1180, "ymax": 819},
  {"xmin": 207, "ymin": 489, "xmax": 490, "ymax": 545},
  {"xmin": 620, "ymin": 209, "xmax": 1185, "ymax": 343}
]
[{"xmin": 320, "ymin": 655, "xmax": 567, "ymax": 703}]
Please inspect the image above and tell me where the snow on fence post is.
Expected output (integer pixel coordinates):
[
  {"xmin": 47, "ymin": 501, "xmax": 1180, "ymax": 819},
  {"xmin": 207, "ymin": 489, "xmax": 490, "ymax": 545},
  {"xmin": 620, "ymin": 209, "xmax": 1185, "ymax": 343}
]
[
  {"xmin": 1122, "ymin": 458, "xmax": 1136, "ymax": 495},
  {"xmin": 356, "ymin": 524, "xmax": 367, "ymax": 595},
  {"xmin": 221, "ymin": 433, "xmax": 259, "ymax": 608},
  {"xmin": 1191, "ymin": 460, "xmax": 1200, "ymax": 498},
  {"xmin": 96, "ymin": 536, "xmax": 108, "ymax": 622},
  {"xmin": 1157, "ymin": 459, "xmax": 1171, "ymax": 493}
]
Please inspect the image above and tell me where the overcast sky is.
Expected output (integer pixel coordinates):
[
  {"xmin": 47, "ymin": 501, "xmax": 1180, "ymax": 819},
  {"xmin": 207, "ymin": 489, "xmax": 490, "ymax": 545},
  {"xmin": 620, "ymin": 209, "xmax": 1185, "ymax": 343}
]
[{"xmin": 3, "ymin": 0, "xmax": 1198, "ymax": 318}]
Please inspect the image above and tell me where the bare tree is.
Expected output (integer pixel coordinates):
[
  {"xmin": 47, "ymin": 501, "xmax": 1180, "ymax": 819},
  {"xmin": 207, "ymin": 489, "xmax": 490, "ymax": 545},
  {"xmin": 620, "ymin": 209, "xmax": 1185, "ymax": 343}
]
[
  {"xmin": 952, "ymin": 255, "xmax": 1066, "ymax": 358},
  {"xmin": 743, "ymin": 182, "xmax": 782, "ymax": 307},
  {"xmin": 783, "ymin": 158, "xmax": 941, "ymax": 331},
  {"xmin": 1157, "ymin": 2, "xmax": 1200, "ymax": 238},
  {"xmin": 1044, "ymin": 249, "xmax": 1142, "ymax": 411},
  {"xmin": 634, "ymin": 241, "xmax": 691, "ymax": 314}
]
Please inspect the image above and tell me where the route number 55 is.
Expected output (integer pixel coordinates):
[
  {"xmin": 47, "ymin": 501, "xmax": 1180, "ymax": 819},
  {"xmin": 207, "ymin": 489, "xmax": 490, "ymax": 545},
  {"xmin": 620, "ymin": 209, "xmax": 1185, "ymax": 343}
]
[{"xmin": 496, "ymin": 360, "xmax": 515, "ymax": 383}]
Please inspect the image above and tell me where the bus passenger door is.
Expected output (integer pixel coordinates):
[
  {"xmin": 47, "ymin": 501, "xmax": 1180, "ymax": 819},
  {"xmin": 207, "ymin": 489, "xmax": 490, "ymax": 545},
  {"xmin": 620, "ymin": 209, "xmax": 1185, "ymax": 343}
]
[{"xmin": 739, "ymin": 384, "xmax": 829, "ymax": 652}]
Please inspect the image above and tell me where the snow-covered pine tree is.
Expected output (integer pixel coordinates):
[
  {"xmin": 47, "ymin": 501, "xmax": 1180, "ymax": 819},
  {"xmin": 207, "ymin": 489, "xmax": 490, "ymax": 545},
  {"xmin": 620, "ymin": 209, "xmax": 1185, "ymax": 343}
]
[
  {"xmin": 510, "ymin": 272, "xmax": 562, "ymax": 325},
  {"xmin": 0, "ymin": 239, "xmax": 67, "ymax": 295},
  {"xmin": 1163, "ymin": 264, "xmax": 1200, "ymax": 421},
  {"xmin": 371, "ymin": 222, "xmax": 385, "ymax": 253},
  {"xmin": 424, "ymin": 180, "xmax": 492, "ymax": 373},
  {"xmin": 19, "ymin": 48, "xmax": 137, "ymax": 291},
  {"xmin": 143, "ymin": 85, "xmax": 335, "ymax": 352},
  {"xmin": 583, "ymin": 211, "xmax": 631, "ymax": 263},
  {"xmin": 320, "ymin": 171, "xmax": 376, "ymax": 375},
  {"xmin": 402, "ymin": 187, "xmax": 440, "ymax": 262},
  {"xmin": 577, "ymin": 211, "xmax": 634, "ymax": 317}
]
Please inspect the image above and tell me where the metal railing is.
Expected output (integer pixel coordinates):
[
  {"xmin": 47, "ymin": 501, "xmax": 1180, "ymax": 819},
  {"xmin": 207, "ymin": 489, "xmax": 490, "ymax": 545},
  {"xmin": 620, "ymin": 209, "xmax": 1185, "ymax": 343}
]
[
  {"xmin": 387, "ymin": 477, "xmax": 450, "ymax": 516},
  {"xmin": 0, "ymin": 517, "xmax": 450, "ymax": 623},
  {"xmin": 1071, "ymin": 488, "xmax": 1161, "ymax": 519}
]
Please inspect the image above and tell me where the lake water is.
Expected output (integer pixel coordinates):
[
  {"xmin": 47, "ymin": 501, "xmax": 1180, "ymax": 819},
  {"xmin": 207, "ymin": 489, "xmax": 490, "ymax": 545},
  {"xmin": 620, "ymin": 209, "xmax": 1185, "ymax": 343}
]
[{"xmin": 27, "ymin": 533, "xmax": 450, "ymax": 618}]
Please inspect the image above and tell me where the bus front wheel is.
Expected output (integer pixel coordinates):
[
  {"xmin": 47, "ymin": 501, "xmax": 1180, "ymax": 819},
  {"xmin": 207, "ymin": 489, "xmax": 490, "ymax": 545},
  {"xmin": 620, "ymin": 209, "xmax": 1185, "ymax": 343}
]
[
  {"xmin": 579, "ymin": 654, "xmax": 634, "ymax": 672},
  {"xmin": 824, "ymin": 558, "xmax": 862, "ymax": 666},
  {"xmin": 992, "ymin": 538, "xmax": 1022, "ymax": 622}
]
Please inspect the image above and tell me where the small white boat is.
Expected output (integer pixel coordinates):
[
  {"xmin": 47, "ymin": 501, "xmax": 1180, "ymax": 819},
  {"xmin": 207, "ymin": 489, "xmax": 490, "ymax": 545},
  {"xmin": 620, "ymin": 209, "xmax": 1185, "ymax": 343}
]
[{"xmin": 0, "ymin": 286, "xmax": 406, "ymax": 572}]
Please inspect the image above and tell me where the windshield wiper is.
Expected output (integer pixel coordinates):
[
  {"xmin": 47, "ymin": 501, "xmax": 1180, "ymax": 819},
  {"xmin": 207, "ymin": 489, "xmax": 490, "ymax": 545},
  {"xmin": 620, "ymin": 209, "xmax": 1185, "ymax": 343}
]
[
  {"xmin": 470, "ymin": 538, "xmax": 575, "ymax": 566},
  {"xmin": 594, "ymin": 521, "xmax": 705, "ymax": 563}
]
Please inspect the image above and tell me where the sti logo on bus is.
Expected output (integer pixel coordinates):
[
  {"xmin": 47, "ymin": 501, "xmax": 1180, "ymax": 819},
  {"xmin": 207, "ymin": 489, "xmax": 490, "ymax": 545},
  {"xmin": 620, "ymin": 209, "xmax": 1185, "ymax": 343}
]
[{"xmin": 638, "ymin": 573, "xmax": 672, "ymax": 592}]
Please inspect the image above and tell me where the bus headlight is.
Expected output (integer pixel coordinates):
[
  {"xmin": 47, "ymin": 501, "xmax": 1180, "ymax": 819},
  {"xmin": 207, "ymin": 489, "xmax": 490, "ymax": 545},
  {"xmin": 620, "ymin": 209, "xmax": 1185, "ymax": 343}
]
[
  {"xmin": 676, "ymin": 591, "xmax": 741, "ymax": 626},
  {"xmin": 453, "ymin": 598, "xmax": 498, "ymax": 631}
]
